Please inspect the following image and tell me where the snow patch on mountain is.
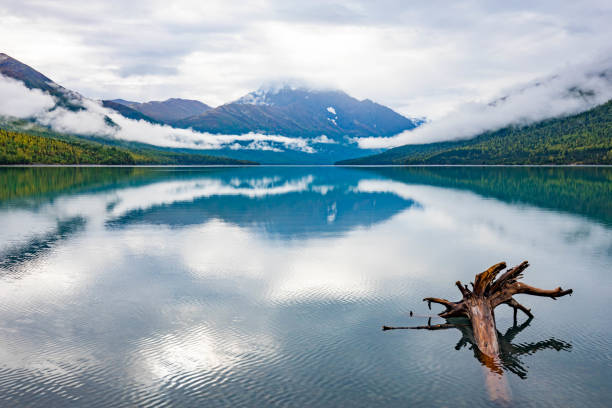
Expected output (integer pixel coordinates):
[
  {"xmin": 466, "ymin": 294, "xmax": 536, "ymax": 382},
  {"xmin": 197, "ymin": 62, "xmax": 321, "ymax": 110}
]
[
  {"xmin": 326, "ymin": 106, "xmax": 336, "ymax": 115},
  {"xmin": 235, "ymin": 89, "xmax": 273, "ymax": 105},
  {"xmin": 235, "ymin": 80, "xmax": 336, "ymax": 106}
]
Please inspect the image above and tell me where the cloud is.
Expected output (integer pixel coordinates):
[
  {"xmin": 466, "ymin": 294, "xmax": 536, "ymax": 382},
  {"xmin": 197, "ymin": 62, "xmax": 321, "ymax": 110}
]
[
  {"xmin": 2, "ymin": 1, "xmax": 612, "ymax": 117},
  {"xmin": 106, "ymin": 175, "xmax": 316, "ymax": 217},
  {"xmin": 357, "ymin": 56, "xmax": 612, "ymax": 148},
  {"xmin": 311, "ymin": 135, "xmax": 337, "ymax": 144},
  {"xmin": 0, "ymin": 75, "xmax": 55, "ymax": 117}
]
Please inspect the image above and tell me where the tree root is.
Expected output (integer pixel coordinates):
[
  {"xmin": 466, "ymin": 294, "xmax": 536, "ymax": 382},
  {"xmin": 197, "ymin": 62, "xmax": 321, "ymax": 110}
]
[{"xmin": 391, "ymin": 261, "xmax": 573, "ymax": 360}]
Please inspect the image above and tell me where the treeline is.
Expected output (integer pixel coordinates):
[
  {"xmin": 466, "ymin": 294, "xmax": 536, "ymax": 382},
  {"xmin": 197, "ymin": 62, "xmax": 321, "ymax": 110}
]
[
  {"xmin": 0, "ymin": 128, "xmax": 255, "ymax": 165},
  {"xmin": 339, "ymin": 100, "xmax": 612, "ymax": 165}
]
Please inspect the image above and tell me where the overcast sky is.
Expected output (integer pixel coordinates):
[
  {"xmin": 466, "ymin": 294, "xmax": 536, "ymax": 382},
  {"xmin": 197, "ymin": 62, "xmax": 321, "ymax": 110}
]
[{"xmin": 1, "ymin": 0, "xmax": 611, "ymax": 119}]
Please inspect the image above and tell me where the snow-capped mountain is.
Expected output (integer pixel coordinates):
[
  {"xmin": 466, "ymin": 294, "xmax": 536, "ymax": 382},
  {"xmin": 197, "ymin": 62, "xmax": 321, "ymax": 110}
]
[
  {"xmin": 0, "ymin": 53, "xmax": 422, "ymax": 163},
  {"xmin": 174, "ymin": 85, "xmax": 420, "ymax": 140}
]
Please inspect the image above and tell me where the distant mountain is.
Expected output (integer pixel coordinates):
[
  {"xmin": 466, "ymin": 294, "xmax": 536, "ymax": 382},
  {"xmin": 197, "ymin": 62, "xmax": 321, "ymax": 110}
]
[
  {"xmin": 338, "ymin": 100, "xmax": 612, "ymax": 165},
  {"xmin": 109, "ymin": 98, "xmax": 139, "ymax": 106},
  {"xmin": 101, "ymin": 100, "xmax": 161, "ymax": 124},
  {"xmin": 110, "ymin": 98, "xmax": 212, "ymax": 123},
  {"xmin": 173, "ymin": 85, "xmax": 420, "ymax": 140}
]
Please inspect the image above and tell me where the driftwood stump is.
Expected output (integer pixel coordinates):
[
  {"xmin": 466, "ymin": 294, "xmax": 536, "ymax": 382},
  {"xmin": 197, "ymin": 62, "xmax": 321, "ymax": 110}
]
[
  {"xmin": 383, "ymin": 261, "xmax": 573, "ymax": 404},
  {"xmin": 419, "ymin": 261, "xmax": 572, "ymax": 358},
  {"xmin": 383, "ymin": 261, "xmax": 574, "ymax": 362}
]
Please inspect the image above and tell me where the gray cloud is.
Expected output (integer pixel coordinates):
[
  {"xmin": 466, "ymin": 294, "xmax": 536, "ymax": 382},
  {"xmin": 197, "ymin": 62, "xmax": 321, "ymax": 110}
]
[{"xmin": 1, "ymin": 0, "xmax": 611, "ymax": 117}]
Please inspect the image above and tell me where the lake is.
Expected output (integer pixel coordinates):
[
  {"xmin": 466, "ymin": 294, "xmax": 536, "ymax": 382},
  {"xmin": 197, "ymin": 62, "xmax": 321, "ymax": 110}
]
[{"xmin": 0, "ymin": 166, "xmax": 610, "ymax": 407}]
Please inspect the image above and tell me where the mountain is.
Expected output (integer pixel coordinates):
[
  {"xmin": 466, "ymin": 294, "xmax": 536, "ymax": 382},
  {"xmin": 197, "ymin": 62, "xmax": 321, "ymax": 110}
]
[
  {"xmin": 101, "ymin": 100, "xmax": 161, "ymax": 124},
  {"xmin": 0, "ymin": 53, "xmax": 255, "ymax": 165},
  {"xmin": 110, "ymin": 98, "xmax": 212, "ymax": 123},
  {"xmin": 0, "ymin": 53, "xmax": 83, "ymax": 110},
  {"xmin": 338, "ymin": 100, "xmax": 612, "ymax": 165},
  {"xmin": 0, "ymin": 53, "xmax": 203, "ymax": 125},
  {"xmin": 109, "ymin": 99, "xmax": 138, "ymax": 105},
  {"xmin": 1, "ymin": 53, "xmax": 420, "ymax": 164},
  {"xmin": 173, "ymin": 85, "xmax": 420, "ymax": 140}
]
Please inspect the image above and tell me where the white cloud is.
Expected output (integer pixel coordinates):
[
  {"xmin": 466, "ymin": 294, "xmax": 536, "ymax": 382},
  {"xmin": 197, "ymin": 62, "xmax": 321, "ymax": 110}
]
[
  {"xmin": 357, "ymin": 57, "xmax": 612, "ymax": 148},
  {"xmin": 106, "ymin": 175, "xmax": 316, "ymax": 217},
  {"xmin": 0, "ymin": 82, "xmax": 318, "ymax": 152},
  {"xmin": 311, "ymin": 135, "xmax": 337, "ymax": 144},
  {"xmin": 0, "ymin": 75, "xmax": 55, "ymax": 117}
]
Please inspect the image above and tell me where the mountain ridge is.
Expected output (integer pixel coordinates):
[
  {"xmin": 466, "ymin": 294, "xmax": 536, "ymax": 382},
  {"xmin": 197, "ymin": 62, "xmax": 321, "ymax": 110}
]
[
  {"xmin": 109, "ymin": 98, "xmax": 212, "ymax": 122},
  {"xmin": 0, "ymin": 53, "xmax": 84, "ymax": 110}
]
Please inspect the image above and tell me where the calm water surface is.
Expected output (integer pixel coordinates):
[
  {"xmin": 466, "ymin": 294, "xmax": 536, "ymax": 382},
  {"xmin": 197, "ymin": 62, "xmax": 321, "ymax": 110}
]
[{"xmin": 0, "ymin": 166, "xmax": 610, "ymax": 407}]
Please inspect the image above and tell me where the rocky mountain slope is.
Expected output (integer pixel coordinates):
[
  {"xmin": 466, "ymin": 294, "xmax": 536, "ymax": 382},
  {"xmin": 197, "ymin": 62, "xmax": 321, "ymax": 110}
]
[{"xmin": 174, "ymin": 85, "xmax": 420, "ymax": 140}]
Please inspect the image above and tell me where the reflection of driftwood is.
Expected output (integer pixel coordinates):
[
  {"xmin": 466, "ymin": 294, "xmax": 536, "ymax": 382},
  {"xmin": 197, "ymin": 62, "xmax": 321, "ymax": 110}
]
[
  {"xmin": 452, "ymin": 317, "xmax": 572, "ymax": 379},
  {"xmin": 383, "ymin": 316, "xmax": 572, "ymax": 378},
  {"xmin": 384, "ymin": 315, "xmax": 572, "ymax": 404}
]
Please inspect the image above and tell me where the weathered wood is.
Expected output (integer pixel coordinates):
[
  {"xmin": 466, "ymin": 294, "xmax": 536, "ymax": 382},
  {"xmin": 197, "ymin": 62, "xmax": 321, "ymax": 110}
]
[
  {"xmin": 417, "ymin": 261, "xmax": 573, "ymax": 359},
  {"xmin": 466, "ymin": 296, "xmax": 499, "ymax": 357},
  {"xmin": 383, "ymin": 260, "xmax": 572, "ymax": 405}
]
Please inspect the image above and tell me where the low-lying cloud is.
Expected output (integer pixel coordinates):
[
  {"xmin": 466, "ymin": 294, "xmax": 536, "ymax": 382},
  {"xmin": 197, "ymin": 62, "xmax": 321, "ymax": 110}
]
[
  {"xmin": 357, "ymin": 56, "xmax": 612, "ymax": 149},
  {"xmin": 0, "ymin": 75, "xmax": 56, "ymax": 117},
  {"xmin": 0, "ymin": 74, "xmax": 317, "ymax": 153}
]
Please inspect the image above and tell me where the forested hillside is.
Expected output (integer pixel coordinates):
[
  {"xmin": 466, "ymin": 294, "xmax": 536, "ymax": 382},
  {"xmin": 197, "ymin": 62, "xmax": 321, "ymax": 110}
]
[
  {"xmin": 338, "ymin": 100, "xmax": 612, "ymax": 165},
  {"xmin": 0, "ymin": 129, "xmax": 255, "ymax": 165}
]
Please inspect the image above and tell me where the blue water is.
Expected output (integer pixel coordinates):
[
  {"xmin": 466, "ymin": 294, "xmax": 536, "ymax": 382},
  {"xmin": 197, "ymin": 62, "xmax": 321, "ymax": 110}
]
[{"xmin": 0, "ymin": 166, "xmax": 610, "ymax": 407}]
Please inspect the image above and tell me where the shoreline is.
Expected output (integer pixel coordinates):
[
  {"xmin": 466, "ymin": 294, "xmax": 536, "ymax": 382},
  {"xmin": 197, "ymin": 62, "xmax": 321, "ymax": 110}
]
[{"xmin": 1, "ymin": 164, "xmax": 612, "ymax": 168}]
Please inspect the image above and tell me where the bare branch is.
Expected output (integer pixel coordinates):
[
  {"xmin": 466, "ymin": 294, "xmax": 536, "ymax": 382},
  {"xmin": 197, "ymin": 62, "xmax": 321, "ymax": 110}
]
[
  {"xmin": 439, "ymin": 304, "xmax": 468, "ymax": 318},
  {"xmin": 505, "ymin": 298, "xmax": 534, "ymax": 319},
  {"xmin": 456, "ymin": 280, "xmax": 470, "ymax": 297},
  {"xmin": 382, "ymin": 323, "xmax": 465, "ymax": 331},
  {"xmin": 423, "ymin": 297, "xmax": 454, "ymax": 311},
  {"xmin": 514, "ymin": 283, "xmax": 573, "ymax": 299}
]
